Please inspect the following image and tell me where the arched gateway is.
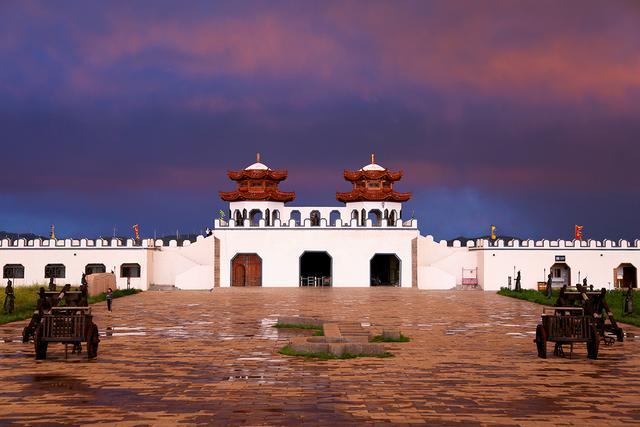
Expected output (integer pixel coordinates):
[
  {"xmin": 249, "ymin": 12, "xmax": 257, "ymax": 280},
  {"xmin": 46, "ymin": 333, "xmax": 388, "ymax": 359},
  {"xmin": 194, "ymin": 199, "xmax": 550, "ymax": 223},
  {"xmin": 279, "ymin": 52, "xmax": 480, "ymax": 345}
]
[
  {"xmin": 231, "ymin": 253, "xmax": 262, "ymax": 287},
  {"xmin": 299, "ymin": 251, "xmax": 332, "ymax": 286},
  {"xmin": 370, "ymin": 254, "xmax": 400, "ymax": 286}
]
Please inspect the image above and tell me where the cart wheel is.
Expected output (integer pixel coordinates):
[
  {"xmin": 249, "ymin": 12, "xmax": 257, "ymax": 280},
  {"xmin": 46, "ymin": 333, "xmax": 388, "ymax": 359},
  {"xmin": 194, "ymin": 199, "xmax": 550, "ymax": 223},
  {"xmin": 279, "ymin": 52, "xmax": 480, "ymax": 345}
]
[
  {"xmin": 34, "ymin": 325, "xmax": 47, "ymax": 360},
  {"xmin": 87, "ymin": 324, "xmax": 99, "ymax": 359},
  {"xmin": 535, "ymin": 324, "xmax": 547, "ymax": 359},
  {"xmin": 588, "ymin": 325, "xmax": 599, "ymax": 360}
]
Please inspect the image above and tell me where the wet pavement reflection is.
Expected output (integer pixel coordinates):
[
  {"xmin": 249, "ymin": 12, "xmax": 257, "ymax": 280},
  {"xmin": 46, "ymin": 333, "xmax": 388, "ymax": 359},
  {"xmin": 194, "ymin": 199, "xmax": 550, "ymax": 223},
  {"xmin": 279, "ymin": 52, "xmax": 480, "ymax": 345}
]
[{"xmin": 0, "ymin": 288, "xmax": 639, "ymax": 425}]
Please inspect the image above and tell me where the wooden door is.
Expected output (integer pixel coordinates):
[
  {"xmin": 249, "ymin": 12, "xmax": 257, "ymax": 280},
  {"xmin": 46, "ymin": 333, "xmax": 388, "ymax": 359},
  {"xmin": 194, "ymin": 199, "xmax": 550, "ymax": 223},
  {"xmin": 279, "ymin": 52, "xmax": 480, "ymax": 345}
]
[
  {"xmin": 231, "ymin": 254, "xmax": 262, "ymax": 287},
  {"xmin": 233, "ymin": 264, "xmax": 245, "ymax": 287}
]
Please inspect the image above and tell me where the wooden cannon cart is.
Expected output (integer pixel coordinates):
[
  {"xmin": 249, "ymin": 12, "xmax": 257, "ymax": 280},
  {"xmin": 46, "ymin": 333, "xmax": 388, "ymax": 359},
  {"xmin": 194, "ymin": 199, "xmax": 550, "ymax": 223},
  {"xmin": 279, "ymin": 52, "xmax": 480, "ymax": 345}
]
[
  {"xmin": 563, "ymin": 290, "xmax": 624, "ymax": 343},
  {"xmin": 534, "ymin": 307, "xmax": 599, "ymax": 359},
  {"xmin": 33, "ymin": 307, "xmax": 99, "ymax": 360}
]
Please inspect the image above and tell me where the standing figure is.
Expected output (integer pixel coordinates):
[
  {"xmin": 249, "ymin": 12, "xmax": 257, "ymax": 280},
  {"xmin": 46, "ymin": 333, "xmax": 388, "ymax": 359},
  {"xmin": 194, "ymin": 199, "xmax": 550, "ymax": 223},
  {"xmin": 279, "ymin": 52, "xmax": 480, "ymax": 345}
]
[
  {"xmin": 106, "ymin": 288, "xmax": 113, "ymax": 312},
  {"xmin": 555, "ymin": 285, "xmax": 570, "ymax": 307},
  {"xmin": 3, "ymin": 280, "xmax": 15, "ymax": 314},
  {"xmin": 79, "ymin": 273, "xmax": 89, "ymax": 307},
  {"xmin": 624, "ymin": 286, "xmax": 634, "ymax": 316},
  {"xmin": 48, "ymin": 276, "xmax": 56, "ymax": 291},
  {"xmin": 546, "ymin": 273, "xmax": 553, "ymax": 299},
  {"xmin": 514, "ymin": 271, "xmax": 522, "ymax": 292}
]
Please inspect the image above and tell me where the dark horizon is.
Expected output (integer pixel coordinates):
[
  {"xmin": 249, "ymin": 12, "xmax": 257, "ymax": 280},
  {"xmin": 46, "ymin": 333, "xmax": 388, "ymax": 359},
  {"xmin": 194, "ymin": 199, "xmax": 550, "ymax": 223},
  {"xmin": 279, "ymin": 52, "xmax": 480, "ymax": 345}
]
[{"xmin": 1, "ymin": 1, "xmax": 639, "ymax": 241}]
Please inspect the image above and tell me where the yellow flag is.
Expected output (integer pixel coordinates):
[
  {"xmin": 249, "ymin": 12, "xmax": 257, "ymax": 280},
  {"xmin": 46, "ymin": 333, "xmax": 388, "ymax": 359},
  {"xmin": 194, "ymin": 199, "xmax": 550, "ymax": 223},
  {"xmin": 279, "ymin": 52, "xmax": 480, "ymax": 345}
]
[{"xmin": 490, "ymin": 225, "xmax": 497, "ymax": 240}]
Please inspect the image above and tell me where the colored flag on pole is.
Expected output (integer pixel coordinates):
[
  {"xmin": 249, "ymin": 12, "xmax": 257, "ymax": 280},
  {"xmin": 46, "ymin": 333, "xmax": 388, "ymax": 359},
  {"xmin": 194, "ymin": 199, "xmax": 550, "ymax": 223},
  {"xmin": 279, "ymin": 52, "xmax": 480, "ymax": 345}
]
[
  {"xmin": 133, "ymin": 224, "xmax": 140, "ymax": 240},
  {"xmin": 218, "ymin": 210, "xmax": 226, "ymax": 219},
  {"xmin": 50, "ymin": 224, "xmax": 56, "ymax": 240},
  {"xmin": 490, "ymin": 225, "xmax": 497, "ymax": 240},
  {"xmin": 575, "ymin": 225, "xmax": 584, "ymax": 240}
]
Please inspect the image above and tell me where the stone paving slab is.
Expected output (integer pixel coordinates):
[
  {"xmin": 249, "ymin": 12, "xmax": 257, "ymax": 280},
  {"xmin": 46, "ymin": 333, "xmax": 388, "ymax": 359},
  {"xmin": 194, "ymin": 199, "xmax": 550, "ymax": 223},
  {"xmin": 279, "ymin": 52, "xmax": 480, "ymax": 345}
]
[{"xmin": 0, "ymin": 288, "xmax": 639, "ymax": 425}]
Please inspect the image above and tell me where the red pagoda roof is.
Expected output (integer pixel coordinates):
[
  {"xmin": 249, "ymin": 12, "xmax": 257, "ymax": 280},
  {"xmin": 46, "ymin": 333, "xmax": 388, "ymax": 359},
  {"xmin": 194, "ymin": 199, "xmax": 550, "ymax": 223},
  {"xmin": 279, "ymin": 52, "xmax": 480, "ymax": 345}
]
[
  {"xmin": 343, "ymin": 169, "xmax": 403, "ymax": 182},
  {"xmin": 336, "ymin": 154, "xmax": 411, "ymax": 203},
  {"xmin": 336, "ymin": 189, "xmax": 411, "ymax": 203},
  {"xmin": 219, "ymin": 153, "xmax": 295, "ymax": 203},
  {"xmin": 227, "ymin": 169, "xmax": 288, "ymax": 181},
  {"xmin": 220, "ymin": 189, "xmax": 295, "ymax": 203}
]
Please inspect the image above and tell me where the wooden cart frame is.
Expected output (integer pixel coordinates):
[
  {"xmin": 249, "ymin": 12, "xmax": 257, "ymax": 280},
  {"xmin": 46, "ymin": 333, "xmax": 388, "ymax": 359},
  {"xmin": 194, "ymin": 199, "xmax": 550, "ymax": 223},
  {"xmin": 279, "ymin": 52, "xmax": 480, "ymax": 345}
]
[
  {"xmin": 534, "ymin": 307, "xmax": 599, "ymax": 359},
  {"xmin": 34, "ymin": 307, "xmax": 99, "ymax": 360}
]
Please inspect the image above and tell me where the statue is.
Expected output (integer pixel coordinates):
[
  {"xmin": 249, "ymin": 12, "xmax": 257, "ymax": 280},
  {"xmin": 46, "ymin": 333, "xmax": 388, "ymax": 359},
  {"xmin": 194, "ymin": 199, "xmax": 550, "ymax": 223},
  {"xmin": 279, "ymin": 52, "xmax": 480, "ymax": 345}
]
[
  {"xmin": 48, "ymin": 276, "xmax": 56, "ymax": 291},
  {"xmin": 22, "ymin": 287, "xmax": 51, "ymax": 343},
  {"xmin": 37, "ymin": 287, "xmax": 52, "ymax": 314},
  {"xmin": 546, "ymin": 273, "xmax": 553, "ymax": 298},
  {"xmin": 555, "ymin": 285, "xmax": 570, "ymax": 307},
  {"xmin": 514, "ymin": 271, "xmax": 522, "ymax": 292},
  {"xmin": 3, "ymin": 280, "xmax": 14, "ymax": 314},
  {"xmin": 624, "ymin": 286, "xmax": 634, "ymax": 316},
  {"xmin": 79, "ymin": 273, "xmax": 89, "ymax": 307}
]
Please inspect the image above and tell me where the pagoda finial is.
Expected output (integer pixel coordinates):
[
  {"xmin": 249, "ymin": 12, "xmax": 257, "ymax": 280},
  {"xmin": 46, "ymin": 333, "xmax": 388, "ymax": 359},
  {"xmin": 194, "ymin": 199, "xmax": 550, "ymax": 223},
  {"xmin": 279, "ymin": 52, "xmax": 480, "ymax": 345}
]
[
  {"xmin": 256, "ymin": 152, "xmax": 261, "ymax": 163},
  {"xmin": 371, "ymin": 153, "xmax": 375, "ymax": 164}
]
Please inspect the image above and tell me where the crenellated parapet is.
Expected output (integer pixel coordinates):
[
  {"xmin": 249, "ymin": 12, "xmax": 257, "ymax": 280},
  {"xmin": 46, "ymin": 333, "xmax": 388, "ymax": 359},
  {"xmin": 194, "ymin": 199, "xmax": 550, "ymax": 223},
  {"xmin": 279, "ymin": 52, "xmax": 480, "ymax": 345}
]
[
  {"xmin": 470, "ymin": 238, "xmax": 640, "ymax": 250},
  {"xmin": 0, "ymin": 235, "xmax": 209, "ymax": 249}
]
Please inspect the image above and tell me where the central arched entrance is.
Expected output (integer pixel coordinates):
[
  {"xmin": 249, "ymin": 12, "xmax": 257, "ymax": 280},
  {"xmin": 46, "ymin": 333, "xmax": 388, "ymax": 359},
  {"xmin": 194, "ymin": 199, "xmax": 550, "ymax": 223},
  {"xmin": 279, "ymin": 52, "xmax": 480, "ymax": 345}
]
[
  {"xmin": 370, "ymin": 254, "xmax": 400, "ymax": 286},
  {"xmin": 299, "ymin": 251, "xmax": 332, "ymax": 286},
  {"xmin": 549, "ymin": 262, "xmax": 571, "ymax": 288},
  {"xmin": 231, "ymin": 253, "xmax": 262, "ymax": 287},
  {"xmin": 614, "ymin": 263, "xmax": 637, "ymax": 288}
]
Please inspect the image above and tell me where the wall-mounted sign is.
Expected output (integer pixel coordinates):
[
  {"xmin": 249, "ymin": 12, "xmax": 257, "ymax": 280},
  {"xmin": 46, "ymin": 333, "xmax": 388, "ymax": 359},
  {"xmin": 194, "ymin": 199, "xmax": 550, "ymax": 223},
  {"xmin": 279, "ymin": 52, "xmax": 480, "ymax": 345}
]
[{"xmin": 555, "ymin": 255, "xmax": 566, "ymax": 262}]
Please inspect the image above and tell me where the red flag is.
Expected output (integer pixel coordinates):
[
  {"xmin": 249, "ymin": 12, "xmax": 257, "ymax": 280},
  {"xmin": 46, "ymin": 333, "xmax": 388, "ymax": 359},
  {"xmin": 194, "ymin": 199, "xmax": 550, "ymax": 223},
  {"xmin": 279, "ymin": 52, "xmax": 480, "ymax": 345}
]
[
  {"xmin": 133, "ymin": 224, "xmax": 140, "ymax": 240},
  {"xmin": 575, "ymin": 225, "xmax": 584, "ymax": 240}
]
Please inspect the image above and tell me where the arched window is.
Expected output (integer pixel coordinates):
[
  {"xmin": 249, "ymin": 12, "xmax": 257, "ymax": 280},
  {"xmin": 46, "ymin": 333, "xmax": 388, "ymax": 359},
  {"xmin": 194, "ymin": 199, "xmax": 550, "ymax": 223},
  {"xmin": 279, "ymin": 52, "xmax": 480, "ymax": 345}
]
[
  {"xmin": 85, "ymin": 263, "xmax": 106, "ymax": 275},
  {"xmin": 265, "ymin": 209, "xmax": 271, "ymax": 226},
  {"xmin": 389, "ymin": 210, "xmax": 397, "ymax": 226},
  {"xmin": 249, "ymin": 209, "xmax": 263, "ymax": 226},
  {"xmin": 120, "ymin": 263, "xmax": 141, "ymax": 278},
  {"xmin": 3, "ymin": 264, "xmax": 24, "ymax": 279},
  {"xmin": 234, "ymin": 210, "xmax": 243, "ymax": 226},
  {"xmin": 360, "ymin": 209, "xmax": 366, "ymax": 226},
  {"xmin": 351, "ymin": 210, "xmax": 358, "ymax": 222},
  {"xmin": 290, "ymin": 210, "xmax": 301, "ymax": 225},
  {"xmin": 330, "ymin": 210, "xmax": 341, "ymax": 226},
  {"xmin": 273, "ymin": 210, "xmax": 280, "ymax": 223},
  {"xmin": 45, "ymin": 264, "xmax": 66, "ymax": 279},
  {"xmin": 310, "ymin": 210, "xmax": 321, "ymax": 227},
  {"xmin": 368, "ymin": 209, "xmax": 382, "ymax": 226}
]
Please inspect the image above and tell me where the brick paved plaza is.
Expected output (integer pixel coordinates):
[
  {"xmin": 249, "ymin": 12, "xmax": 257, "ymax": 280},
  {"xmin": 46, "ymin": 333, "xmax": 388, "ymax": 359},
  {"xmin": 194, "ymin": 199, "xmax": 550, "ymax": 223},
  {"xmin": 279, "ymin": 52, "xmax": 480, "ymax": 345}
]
[{"xmin": 1, "ymin": 288, "xmax": 639, "ymax": 425}]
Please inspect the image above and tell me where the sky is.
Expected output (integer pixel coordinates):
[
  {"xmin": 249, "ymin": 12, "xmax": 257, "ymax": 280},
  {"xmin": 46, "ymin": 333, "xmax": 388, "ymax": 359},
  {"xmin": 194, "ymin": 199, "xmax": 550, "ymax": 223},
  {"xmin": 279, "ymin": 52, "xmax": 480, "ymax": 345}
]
[{"xmin": 0, "ymin": 0, "xmax": 639, "ymax": 240}]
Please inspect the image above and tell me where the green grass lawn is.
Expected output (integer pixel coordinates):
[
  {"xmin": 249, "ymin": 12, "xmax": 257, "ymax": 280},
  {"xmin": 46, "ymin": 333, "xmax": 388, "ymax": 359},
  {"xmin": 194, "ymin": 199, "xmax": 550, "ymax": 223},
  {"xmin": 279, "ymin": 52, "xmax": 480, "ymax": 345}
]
[
  {"xmin": 370, "ymin": 334, "xmax": 411, "ymax": 343},
  {"xmin": 273, "ymin": 322, "xmax": 324, "ymax": 336},
  {"xmin": 0, "ymin": 285, "xmax": 141, "ymax": 325},
  {"xmin": 497, "ymin": 288, "xmax": 640, "ymax": 327},
  {"xmin": 278, "ymin": 344, "xmax": 393, "ymax": 360}
]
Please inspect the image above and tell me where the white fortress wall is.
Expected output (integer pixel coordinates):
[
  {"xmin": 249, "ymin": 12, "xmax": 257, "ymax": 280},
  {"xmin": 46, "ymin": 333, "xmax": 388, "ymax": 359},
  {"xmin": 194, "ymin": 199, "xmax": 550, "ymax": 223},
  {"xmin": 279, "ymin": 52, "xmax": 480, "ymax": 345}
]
[
  {"xmin": 150, "ymin": 235, "xmax": 215, "ymax": 290},
  {"xmin": 0, "ymin": 238, "xmax": 151, "ymax": 290},
  {"xmin": 214, "ymin": 213, "xmax": 418, "ymax": 287},
  {"xmin": 475, "ymin": 239, "xmax": 640, "ymax": 291},
  {"xmin": 416, "ymin": 236, "xmax": 479, "ymax": 289}
]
